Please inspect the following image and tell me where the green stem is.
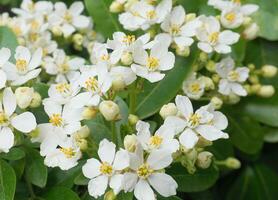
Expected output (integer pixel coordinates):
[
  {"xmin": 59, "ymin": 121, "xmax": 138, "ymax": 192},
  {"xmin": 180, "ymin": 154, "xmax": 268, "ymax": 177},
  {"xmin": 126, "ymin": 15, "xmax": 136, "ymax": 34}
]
[
  {"xmin": 129, "ymin": 83, "xmax": 137, "ymax": 114},
  {"xmin": 111, "ymin": 122, "xmax": 117, "ymax": 146}
]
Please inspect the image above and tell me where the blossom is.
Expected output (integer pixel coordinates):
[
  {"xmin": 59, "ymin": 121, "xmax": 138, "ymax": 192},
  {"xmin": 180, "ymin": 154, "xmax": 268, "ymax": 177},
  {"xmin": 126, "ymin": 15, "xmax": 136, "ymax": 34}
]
[
  {"xmin": 182, "ymin": 73, "xmax": 206, "ymax": 100},
  {"xmin": 3, "ymin": 46, "xmax": 42, "ymax": 86},
  {"xmin": 131, "ymin": 41, "xmax": 175, "ymax": 83},
  {"xmin": 82, "ymin": 139, "xmax": 129, "ymax": 198},
  {"xmin": 216, "ymin": 57, "xmax": 249, "ymax": 96},
  {"xmin": 196, "ymin": 16, "xmax": 240, "ymax": 54},
  {"xmin": 135, "ymin": 120, "xmax": 179, "ymax": 153},
  {"xmin": 0, "ymin": 88, "xmax": 37, "ymax": 153},
  {"xmin": 163, "ymin": 95, "xmax": 228, "ymax": 149},
  {"xmin": 0, "ymin": 48, "xmax": 11, "ymax": 89},
  {"xmin": 123, "ymin": 145, "xmax": 178, "ymax": 200}
]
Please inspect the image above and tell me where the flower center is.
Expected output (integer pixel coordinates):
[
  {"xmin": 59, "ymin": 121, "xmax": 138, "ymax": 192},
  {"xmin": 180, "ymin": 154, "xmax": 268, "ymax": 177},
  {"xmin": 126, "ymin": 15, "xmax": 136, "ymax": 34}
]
[
  {"xmin": 64, "ymin": 11, "xmax": 73, "ymax": 23},
  {"xmin": 208, "ymin": 32, "xmax": 219, "ymax": 44},
  {"xmin": 12, "ymin": 26, "xmax": 22, "ymax": 36},
  {"xmin": 55, "ymin": 83, "xmax": 71, "ymax": 96},
  {"xmin": 189, "ymin": 82, "xmax": 201, "ymax": 93},
  {"xmin": 49, "ymin": 114, "xmax": 63, "ymax": 127},
  {"xmin": 100, "ymin": 54, "xmax": 109, "ymax": 61},
  {"xmin": 16, "ymin": 59, "xmax": 28, "ymax": 73},
  {"xmin": 123, "ymin": 35, "xmax": 136, "ymax": 45},
  {"xmin": 228, "ymin": 70, "xmax": 239, "ymax": 81},
  {"xmin": 147, "ymin": 57, "xmax": 159, "ymax": 71},
  {"xmin": 225, "ymin": 12, "xmax": 236, "ymax": 22},
  {"xmin": 149, "ymin": 135, "xmax": 163, "ymax": 148},
  {"xmin": 59, "ymin": 147, "xmax": 76, "ymax": 158},
  {"xmin": 0, "ymin": 112, "xmax": 9, "ymax": 126},
  {"xmin": 146, "ymin": 10, "xmax": 156, "ymax": 20},
  {"xmin": 137, "ymin": 163, "xmax": 153, "ymax": 179},
  {"xmin": 171, "ymin": 24, "xmax": 181, "ymax": 35},
  {"xmin": 58, "ymin": 62, "xmax": 70, "ymax": 74},
  {"xmin": 188, "ymin": 113, "xmax": 201, "ymax": 128},
  {"xmin": 85, "ymin": 77, "xmax": 99, "ymax": 93},
  {"xmin": 31, "ymin": 20, "xmax": 40, "ymax": 31},
  {"xmin": 232, "ymin": 0, "xmax": 241, "ymax": 4},
  {"xmin": 100, "ymin": 162, "xmax": 113, "ymax": 176},
  {"xmin": 29, "ymin": 32, "xmax": 39, "ymax": 42}
]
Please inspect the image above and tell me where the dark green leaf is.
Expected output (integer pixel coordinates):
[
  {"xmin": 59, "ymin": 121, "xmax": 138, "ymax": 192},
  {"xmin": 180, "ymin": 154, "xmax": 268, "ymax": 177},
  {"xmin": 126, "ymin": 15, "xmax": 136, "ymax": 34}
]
[
  {"xmin": 0, "ymin": 159, "xmax": 16, "ymax": 200},
  {"xmin": 167, "ymin": 164, "xmax": 219, "ymax": 192},
  {"xmin": 74, "ymin": 172, "xmax": 89, "ymax": 186},
  {"xmin": 117, "ymin": 192, "xmax": 133, "ymax": 200},
  {"xmin": 136, "ymin": 53, "xmax": 197, "ymax": 119},
  {"xmin": 84, "ymin": 0, "xmax": 122, "ymax": 38},
  {"xmin": 115, "ymin": 96, "xmax": 129, "ymax": 146},
  {"xmin": 10, "ymin": 158, "xmax": 25, "ymax": 179},
  {"xmin": 0, "ymin": 26, "xmax": 18, "ymax": 59},
  {"xmin": 206, "ymin": 139, "xmax": 234, "ymax": 160},
  {"xmin": 43, "ymin": 187, "xmax": 80, "ymax": 200},
  {"xmin": 0, "ymin": 147, "xmax": 25, "ymax": 161}
]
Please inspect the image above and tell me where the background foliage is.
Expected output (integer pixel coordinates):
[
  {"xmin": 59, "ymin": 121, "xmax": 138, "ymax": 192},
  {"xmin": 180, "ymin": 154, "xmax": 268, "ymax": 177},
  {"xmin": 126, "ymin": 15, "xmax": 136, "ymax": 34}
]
[{"xmin": 0, "ymin": 0, "xmax": 278, "ymax": 200}]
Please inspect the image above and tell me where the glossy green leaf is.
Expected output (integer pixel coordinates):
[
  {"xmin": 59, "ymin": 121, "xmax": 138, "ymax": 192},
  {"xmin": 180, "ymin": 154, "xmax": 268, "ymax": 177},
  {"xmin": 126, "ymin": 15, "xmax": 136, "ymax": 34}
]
[
  {"xmin": 43, "ymin": 187, "xmax": 80, "ymax": 200},
  {"xmin": 206, "ymin": 139, "xmax": 234, "ymax": 160},
  {"xmin": 24, "ymin": 147, "xmax": 48, "ymax": 188},
  {"xmin": 136, "ymin": 53, "xmax": 197, "ymax": 119},
  {"xmin": 0, "ymin": 147, "xmax": 25, "ymax": 161},
  {"xmin": 0, "ymin": 26, "xmax": 18, "ymax": 58},
  {"xmin": 84, "ymin": 0, "xmax": 122, "ymax": 38},
  {"xmin": 117, "ymin": 192, "xmax": 133, "ymax": 200},
  {"xmin": 167, "ymin": 164, "xmax": 219, "ymax": 192},
  {"xmin": 0, "ymin": 159, "xmax": 16, "ymax": 200},
  {"xmin": 74, "ymin": 172, "xmax": 89, "ymax": 186},
  {"xmin": 83, "ymin": 120, "xmax": 111, "ymax": 144},
  {"xmin": 226, "ymin": 111, "xmax": 264, "ymax": 154},
  {"xmin": 227, "ymin": 164, "xmax": 278, "ymax": 200}
]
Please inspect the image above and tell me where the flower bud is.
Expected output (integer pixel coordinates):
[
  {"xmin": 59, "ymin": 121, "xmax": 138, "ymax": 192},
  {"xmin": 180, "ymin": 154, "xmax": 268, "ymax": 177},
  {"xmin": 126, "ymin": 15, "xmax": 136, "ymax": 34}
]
[
  {"xmin": 225, "ymin": 157, "xmax": 241, "ymax": 169},
  {"xmin": 112, "ymin": 76, "xmax": 126, "ymax": 91},
  {"xmin": 212, "ymin": 74, "xmax": 220, "ymax": 83},
  {"xmin": 261, "ymin": 65, "xmax": 277, "ymax": 78},
  {"xmin": 257, "ymin": 85, "xmax": 275, "ymax": 98},
  {"xmin": 15, "ymin": 87, "xmax": 34, "ymax": 109},
  {"xmin": 250, "ymin": 84, "xmax": 261, "ymax": 94},
  {"xmin": 128, "ymin": 114, "xmax": 139, "ymax": 125},
  {"xmin": 196, "ymin": 151, "xmax": 213, "ymax": 169},
  {"xmin": 206, "ymin": 60, "xmax": 216, "ymax": 72},
  {"xmin": 124, "ymin": 134, "xmax": 137, "ymax": 152},
  {"xmin": 109, "ymin": 1, "xmax": 124, "ymax": 13},
  {"xmin": 243, "ymin": 17, "xmax": 252, "ymax": 26},
  {"xmin": 159, "ymin": 103, "xmax": 178, "ymax": 119},
  {"xmin": 248, "ymin": 63, "xmax": 255, "ymax": 71},
  {"xmin": 199, "ymin": 76, "xmax": 215, "ymax": 90},
  {"xmin": 227, "ymin": 93, "xmax": 241, "ymax": 104},
  {"xmin": 77, "ymin": 139, "xmax": 88, "ymax": 151},
  {"xmin": 121, "ymin": 51, "xmax": 133, "ymax": 65},
  {"xmin": 29, "ymin": 92, "xmax": 42, "ymax": 108},
  {"xmin": 199, "ymin": 52, "xmax": 208, "ymax": 63},
  {"xmin": 186, "ymin": 13, "xmax": 196, "ymax": 22},
  {"xmin": 210, "ymin": 96, "xmax": 223, "ymax": 110},
  {"xmin": 75, "ymin": 125, "xmax": 90, "ymax": 139},
  {"xmin": 51, "ymin": 26, "xmax": 62, "ymax": 36},
  {"xmin": 99, "ymin": 100, "xmax": 120, "ymax": 121},
  {"xmin": 18, "ymin": 38, "xmax": 26, "ymax": 46},
  {"xmin": 82, "ymin": 107, "xmax": 98, "ymax": 120},
  {"xmin": 175, "ymin": 46, "xmax": 190, "ymax": 57},
  {"xmin": 104, "ymin": 190, "xmax": 116, "ymax": 200},
  {"xmin": 196, "ymin": 137, "xmax": 212, "ymax": 148},
  {"xmin": 73, "ymin": 33, "xmax": 83, "ymax": 46},
  {"xmin": 248, "ymin": 74, "xmax": 259, "ymax": 84},
  {"xmin": 243, "ymin": 23, "xmax": 259, "ymax": 40}
]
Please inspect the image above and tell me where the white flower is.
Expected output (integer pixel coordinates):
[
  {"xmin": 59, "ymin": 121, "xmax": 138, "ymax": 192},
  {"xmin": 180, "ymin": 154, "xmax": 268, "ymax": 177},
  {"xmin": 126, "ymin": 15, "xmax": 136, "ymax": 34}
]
[
  {"xmin": 164, "ymin": 95, "xmax": 228, "ymax": 149},
  {"xmin": 196, "ymin": 16, "xmax": 240, "ymax": 54},
  {"xmin": 0, "ymin": 48, "xmax": 11, "ymax": 89},
  {"xmin": 135, "ymin": 120, "xmax": 179, "ymax": 153},
  {"xmin": 123, "ymin": 145, "xmax": 177, "ymax": 200},
  {"xmin": 216, "ymin": 57, "xmax": 249, "ymax": 96},
  {"xmin": 110, "ymin": 66, "xmax": 137, "ymax": 89},
  {"xmin": 43, "ymin": 100, "xmax": 83, "ymax": 134},
  {"xmin": 82, "ymin": 139, "xmax": 129, "ymax": 198},
  {"xmin": 90, "ymin": 42, "xmax": 118, "ymax": 66},
  {"xmin": 161, "ymin": 6, "xmax": 201, "ymax": 48},
  {"xmin": 3, "ymin": 46, "xmax": 42, "ymax": 86},
  {"xmin": 182, "ymin": 73, "xmax": 205, "ymax": 100},
  {"xmin": 48, "ymin": 1, "xmax": 90, "ymax": 37},
  {"xmin": 131, "ymin": 41, "xmax": 175, "ymax": 83},
  {"xmin": 0, "ymin": 88, "xmax": 37, "ymax": 153},
  {"xmin": 44, "ymin": 49, "xmax": 85, "ymax": 83}
]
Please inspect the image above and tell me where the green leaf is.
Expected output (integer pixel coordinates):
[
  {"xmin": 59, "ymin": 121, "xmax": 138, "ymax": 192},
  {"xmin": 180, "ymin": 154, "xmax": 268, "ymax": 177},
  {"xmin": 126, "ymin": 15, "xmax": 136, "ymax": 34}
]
[
  {"xmin": 226, "ymin": 111, "xmax": 264, "ymax": 155},
  {"xmin": 206, "ymin": 139, "xmax": 234, "ymax": 160},
  {"xmin": 10, "ymin": 158, "xmax": 25, "ymax": 179},
  {"xmin": 0, "ymin": 26, "xmax": 18, "ymax": 58},
  {"xmin": 33, "ymin": 82, "xmax": 50, "ymax": 99},
  {"xmin": 136, "ymin": 53, "xmax": 197, "ymax": 119},
  {"xmin": 158, "ymin": 196, "xmax": 182, "ymax": 200},
  {"xmin": 43, "ymin": 187, "xmax": 80, "ymax": 200},
  {"xmin": 246, "ymin": 0, "xmax": 278, "ymax": 40},
  {"xmin": 115, "ymin": 96, "xmax": 129, "ymax": 146},
  {"xmin": 0, "ymin": 159, "xmax": 16, "ymax": 200},
  {"xmin": 84, "ymin": 120, "xmax": 111, "ymax": 144},
  {"xmin": 167, "ymin": 164, "xmax": 219, "ymax": 192},
  {"xmin": 227, "ymin": 164, "xmax": 278, "ymax": 200},
  {"xmin": 84, "ymin": 0, "xmax": 122, "ymax": 38},
  {"xmin": 24, "ymin": 147, "xmax": 48, "ymax": 188},
  {"xmin": 0, "ymin": 147, "xmax": 25, "ymax": 161},
  {"xmin": 241, "ymin": 93, "xmax": 278, "ymax": 127},
  {"xmin": 117, "ymin": 192, "xmax": 133, "ymax": 200},
  {"xmin": 74, "ymin": 172, "xmax": 89, "ymax": 186}
]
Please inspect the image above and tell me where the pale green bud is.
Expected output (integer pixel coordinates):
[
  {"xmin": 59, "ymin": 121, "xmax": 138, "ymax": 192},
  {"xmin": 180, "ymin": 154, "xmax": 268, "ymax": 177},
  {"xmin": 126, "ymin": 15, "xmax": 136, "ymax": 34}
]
[
  {"xmin": 99, "ymin": 101, "xmax": 120, "ymax": 121},
  {"xmin": 159, "ymin": 103, "xmax": 178, "ymax": 119},
  {"xmin": 196, "ymin": 151, "xmax": 213, "ymax": 169},
  {"xmin": 29, "ymin": 92, "xmax": 42, "ymax": 108},
  {"xmin": 124, "ymin": 134, "xmax": 137, "ymax": 152},
  {"xmin": 257, "ymin": 85, "xmax": 275, "ymax": 98},
  {"xmin": 128, "ymin": 114, "xmax": 139, "ymax": 125},
  {"xmin": 15, "ymin": 87, "xmax": 34, "ymax": 109},
  {"xmin": 261, "ymin": 65, "xmax": 277, "ymax": 78},
  {"xmin": 82, "ymin": 107, "xmax": 98, "ymax": 120},
  {"xmin": 210, "ymin": 96, "xmax": 223, "ymax": 110}
]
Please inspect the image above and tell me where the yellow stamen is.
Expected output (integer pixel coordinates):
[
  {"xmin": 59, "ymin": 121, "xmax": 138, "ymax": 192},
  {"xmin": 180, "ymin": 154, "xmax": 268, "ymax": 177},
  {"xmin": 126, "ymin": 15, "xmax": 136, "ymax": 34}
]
[
  {"xmin": 0, "ymin": 112, "xmax": 9, "ymax": 125},
  {"xmin": 100, "ymin": 162, "xmax": 113, "ymax": 176},
  {"xmin": 146, "ymin": 10, "xmax": 156, "ymax": 20},
  {"xmin": 122, "ymin": 35, "xmax": 136, "ymax": 45},
  {"xmin": 49, "ymin": 114, "xmax": 63, "ymax": 127},
  {"xmin": 188, "ymin": 113, "xmax": 201, "ymax": 127},
  {"xmin": 228, "ymin": 70, "xmax": 239, "ymax": 81},
  {"xmin": 64, "ymin": 11, "xmax": 73, "ymax": 23},
  {"xmin": 147, "ymin": 57, "xmax": 159, "ymax": 71},
  {"xmin": 137, "ymin": 163, "xmax": 153, "ymax": 179},
  {"xmin": 225, "ymin": 12, "xmax": 236, "ymax": 22},
  {"xmin": 59, "ymin": 147, "xmax": 76, "ymax": 158},
  {"xmin": 100, "ymin": 54, "xmax": 109, "ymax": 61},
  {"xmin": 85, "ymin": 77, "xmax": 99, "ymax": 92},
  {"xmin": 12, "ymin": 26, "xmax": 22, "ymax": 36},
  {"xmin": 189, "ymin": 82, "xmax": 201, "ymax": 93},
  {"xmin": 149, "ymin": 135, "xmax": 163, "ymax": 148},
  {"xmin": 171, "ymin": 24, "xmax": 181, "ymax": 35},
  {"xmin": 55, "ymin": 83, "xmax": 71, "ymax": 94},
  {"xmin": 208, "ymin": 32, "xmax": 219, "ymax": 44},
  {"xmin": 58, "ymin": 62, "xmax": 70, "ymax": 74},
  {"xmin": 16, "ymin": 59, "xmax": 28, "ymax": 72}
]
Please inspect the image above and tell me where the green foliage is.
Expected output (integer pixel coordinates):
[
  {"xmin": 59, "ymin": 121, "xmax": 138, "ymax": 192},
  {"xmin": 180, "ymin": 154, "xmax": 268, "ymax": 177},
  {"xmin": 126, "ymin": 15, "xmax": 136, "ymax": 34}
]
[{"xmin": 0, "ymin": 159, "xmax": 16, "ymax": 200}]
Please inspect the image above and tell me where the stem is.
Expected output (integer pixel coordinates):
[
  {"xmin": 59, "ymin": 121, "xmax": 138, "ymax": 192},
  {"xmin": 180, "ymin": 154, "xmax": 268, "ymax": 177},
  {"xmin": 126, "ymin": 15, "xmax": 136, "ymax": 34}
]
[
  {"xmin": 111, "ymin": 122, "xmax": 117, "ymax": 146},
  {"xmin": 25, "ymin": 174, "xmax": 36, "ymax": 200},
  {"xmin": 129, "ymin": 82, "xmax": 137, "ymax": 114}
]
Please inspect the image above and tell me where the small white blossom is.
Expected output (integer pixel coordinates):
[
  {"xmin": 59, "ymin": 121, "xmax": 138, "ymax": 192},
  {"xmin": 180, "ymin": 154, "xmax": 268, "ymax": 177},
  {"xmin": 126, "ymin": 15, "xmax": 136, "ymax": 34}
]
[
  {"xmin": 0, "ymin": 48, "xmax": 11, "ymax": 89},
  {"xmin": 182, "ymin": 73, "xmax": 206, "ymax": 100}
]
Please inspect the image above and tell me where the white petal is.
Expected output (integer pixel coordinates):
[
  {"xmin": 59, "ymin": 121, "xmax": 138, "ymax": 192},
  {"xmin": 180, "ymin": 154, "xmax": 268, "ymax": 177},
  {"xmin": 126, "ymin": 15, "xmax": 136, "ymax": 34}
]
[
  {"xmin": 175, "ymin": 95, "xmax": 193, "ymax": 118},
  {"xmin": 219, "ymin": 31, "xmax": 240, "ymax": 45},
  {"xmin": 82, "ymin": 158, "xmax": 101, "ymax": 179},
  {"xmin": 73, "ymin": 16, "xmax": 90, "ymax": 29},
  {"xmin": 214, "ymin": 44, "xmax": 231, "ymax": 54},
  {"xmin": 163, "ymin": 116, "xmax": 187, "ymax": 135},
  {"xmin": 0, "ymin": 127, "xmax": 14, "ymax": 153},
  {"xmin": 148, "ymin": 173, "xmax": 177, "ymax": 197},
  {"xmin": 147, "ymin": 150, "xmax": 172, "ymax": 170},
  {"xmin": 145, "ymin": 72, "xmax": 165, "ymax": 83},
  {"xmin": 0, "ymin": 70, "xmax": 7, "ymax": 89},
  {"xmin": 109, "ymin": 174, "xmax": 124, "ymax": 195},
  {"xmin": 198, "ymin": 42, "xmax": 213, "ymax": 53},
  {"xmin": 179, "ymin": 128, "xmax": 199, "ymax": 149},
  {"xmin": 134, "ymin": 179, "xmax": 155, "ymax": 200},
  {"xmin": 98, "ymin": 139, "xmax": 116, "ymax": 164},
  {"xmin": 196, "ymin": 125, "xmax": 229, "ymax": 141},
  {"xmin": 3, "ymin": 87, "xmax": 16, "ymax": 116},
  {"xmin": 218, "ymin": 79, "xmax": 232, "ymax": 95},
  {"xmin": 123, "ymin": 172, "xmax": 138, "ymax": 192},
  {"xmin": 136, "ymin": 120, "xmax": 151, "ymax": 145},
  {"xmin": 159, "ymin": 52, "xmax": 175, "ymax": 71},
  {"xmin": 170, "ymin": 6, "xmax": 185, "ymax": 26},
  {"xmin": 88, "ymin": 175, "xmax": 108, "ymax": 199},
  {"xmin": 212, "ymin": 111, "xmax": 228, "ymax": 130},
  {"xmin": 15, "ymin": 46, "xmax": 31, "ymax": 63},
  {"xmin": 231, "ymin": 83, "xmax": 247, "ymax": 96},
  {"xmin": 0, "ymin": 48, "xmax": 11, "ymax": 66},
  {"xmin": 11, "ymin": 112, "xmax": 37, "ymax": 133},
  {"xmin": 240, "ymin": 4, "xmax": 259, "ymax": 16},
  {"xmin": 69, "ymin": 1, "xmax": 84, "ymax": 15},
  {"xmin": 113, "ymin": 149, "xmax": 129, "ymax": 170},
  {"xmin": 28, "ymin": 48, "xmax": 42, "ymax": 70},
  {"xmin": 11, "ymin": 69, "xmax": 41, "ymax": 86}
]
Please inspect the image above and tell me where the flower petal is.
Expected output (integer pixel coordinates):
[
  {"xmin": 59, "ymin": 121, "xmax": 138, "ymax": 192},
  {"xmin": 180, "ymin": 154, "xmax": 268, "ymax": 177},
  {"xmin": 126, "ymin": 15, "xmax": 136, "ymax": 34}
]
[
  {"xmin": 0, "ymin": 127, "xmax": 14, "ymax": 153},
  {"xmin": 11, "ymin": 112, "xmax": 37, "ymax": 133},
  {"xmin": 82, "ymin": 158, "xmax": 101, "ymax": 179},
  {"xmin": 98, "ymin": 139, "xmax": 116, "ymax": 164},
  {"xmin": 147, "ymin": 150, "xmax": 172, "ymax": 170},
  {"xmin": 88, "ymin": 175, "xmax": 108, "ymax": 199},
  {"xmin": 196, "ymin": 125, "xmax": 229, "ymax": 141},
  {"xmin": 179, "ymin": 128, "xmax": 199, "ymax": 149},
  {"xmin": 148, "ymin": 173, "xmax": 177, "ymax": 197},
  {"xmin": 134, "ymin": 179, "xmax": 155, "ymax": 200},
  {"xmin": 3, "ymin": 87, "xmax": 16, "ymax": 116},
  {"xmin": 175, "ymin": 95, "xmax": 193, "ymax": 118},
  {"xmin": 113, "ymin": 149, "xmax": 129, "ymax": 170}
]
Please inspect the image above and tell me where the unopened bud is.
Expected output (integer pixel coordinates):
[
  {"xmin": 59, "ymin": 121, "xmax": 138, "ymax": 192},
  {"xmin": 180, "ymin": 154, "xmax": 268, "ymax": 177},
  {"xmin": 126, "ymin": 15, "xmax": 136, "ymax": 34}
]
[
  {"xmin": 128, "ymin": 114, "xmax": 139, "ymax": 125},
  {"xmin": 196, "ymin": 151, "xmax": 213, "ymax": 169},
  {"xmin": 51, "ymin": 26, "xmax": 62, "ymax": 36},
  {"xmin": 250, "ymin": 84, "xmax": 261, "ymax": 94},
  {"xmin": 124, "ymin": 134, "xmax": 137, "ymax": 152},
  {"xmin": 248, "ymin": 74, "xmax": 259, "ymax": 84},
  {"xmin": 109, "ymin": 1, "xmax": 124, "ymax": 13},
  {"xmin": 29, "ymin": 92, "xmax": 41, "ymax": 108},
  {"xmin": 82, "ymin": 107, "xmax": 98, "ymax": 120},
  {"xmin": 206, "ymin": 60, "xmax": 216, "ymax": 72},
  {"xmin": 73, "ymin": 33, "xmax": 83, "ymax": 46},
  {"xmin": 75, "ymin": 125, "xmax": 90, "ymax": 139},
  {"xmin": 257, "ymin": 85, "xmax": 275, "ymax": 98},
  {"xmin": 121, "ymin": 52, "xmax": 133, "ymax": 65},
  {"xmin": 227, "ymin": 93, "xmax": 240, "ymax": 104},
  {"xmin": 159, "ymin": 103, "xmax": 178, "ymax": 119},
  {"xmin": 199, "ymin": 76, "xmax": 215, "ymax": 90},
  {"xmin": 248, "ymin": 63, "xmax": 255, "ymax": 71},
  {"xmin": 77, "ymin": 139, "xmax": 88, "ymax": 151},
  {"xmin": 186, "ymin": 13, "xmax": 196, "ymax": 22},
  {"xmin": 99, "ymin": 100, "xmax": 120, "ymax": 121},
  {"xmin": 261, "ymin": 65, "xmax": 277, "ymax": 78},
  {"xmin": 225, "ymin": 157, "xmax": 241, "ymax": 169},
  {"xmin": 243, "ymin": 17, "xmax": 252, "ymax": 26},
  {"xmin": 112, "ymin": 76, "xmax": 126, "ymax": 91},
  {"xmin": 199, "ymin": 52, "xmax": 208, "ymax": 63},
  {"xmin": 15, "ymin": 87, "xmax": 34, "ymax": 109},
  {"xmin": 18, "ymin": 38, "xmax": 26, "ymax": 46},
  {"xmin": 212, "ymin": 74, "xmax": 220, "ymax": 83},
  {"xmin": 175, "ymin": 46, "xmax": 190, "ymax": 57},
  {"xmin": 243, "ymin": 23, "xmax": 259, "ymax": 40},
  {"xmin": 104, "ymin": 190, "xmax": 116, "ymax": 200},
  {"xmin": 210, "ymin": 96, "xmax": 223, "ymax": 109}
]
